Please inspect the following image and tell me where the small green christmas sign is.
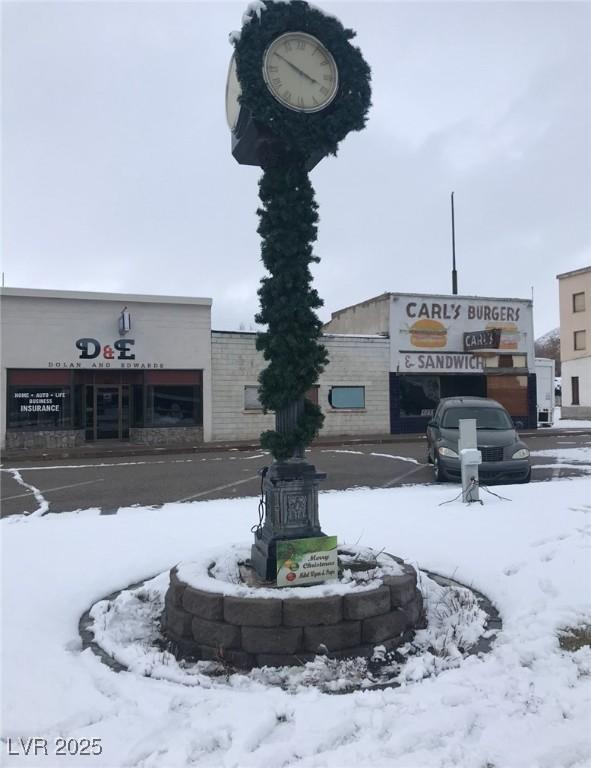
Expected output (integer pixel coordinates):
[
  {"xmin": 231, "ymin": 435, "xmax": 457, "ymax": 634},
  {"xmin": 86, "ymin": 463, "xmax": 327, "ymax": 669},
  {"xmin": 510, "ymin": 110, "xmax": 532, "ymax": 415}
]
[{"xmin": 276, "ymin": 536, "xmax": 338, "ymax": 587}]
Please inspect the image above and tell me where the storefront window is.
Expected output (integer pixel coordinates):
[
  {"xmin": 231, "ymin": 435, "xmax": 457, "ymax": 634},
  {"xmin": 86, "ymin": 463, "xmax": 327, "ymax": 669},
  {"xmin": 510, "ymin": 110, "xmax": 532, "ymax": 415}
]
[
  {"xmin": 145, "ymin": 385, "xmax": 202, "ymax": 426},
  {"xmin": 400, "ymin": 376, "xmax": 440, "ymax": 417},
  {"xmin": 244, "ymin": 386, "xmax": 263, "ymax": 411},
  {"xmin": 329, "ymin": 386, "xmax": 365, "ymax": 409},
  {"xmin": 7, "ymin": 386, "xmax": 72, "ymax": 429}
]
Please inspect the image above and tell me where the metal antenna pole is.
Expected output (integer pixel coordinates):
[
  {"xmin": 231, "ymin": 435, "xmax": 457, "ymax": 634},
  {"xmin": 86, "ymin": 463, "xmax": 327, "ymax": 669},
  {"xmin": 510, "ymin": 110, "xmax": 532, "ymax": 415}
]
[{"xmin": 451, "ymin": 191, "xmax": 458, "ymax": 295}]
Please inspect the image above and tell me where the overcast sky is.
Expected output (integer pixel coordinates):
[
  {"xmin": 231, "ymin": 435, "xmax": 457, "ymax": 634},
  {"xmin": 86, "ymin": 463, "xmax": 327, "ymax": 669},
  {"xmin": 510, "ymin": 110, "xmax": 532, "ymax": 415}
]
[{"xmin": 2, "ymin": 1, "xmax": 590, "ymax": 337}]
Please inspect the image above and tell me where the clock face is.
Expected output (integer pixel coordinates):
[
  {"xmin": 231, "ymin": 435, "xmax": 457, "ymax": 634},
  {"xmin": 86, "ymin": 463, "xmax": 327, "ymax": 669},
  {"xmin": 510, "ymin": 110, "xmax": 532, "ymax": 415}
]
[
  {"xmin": 225, "ymin": 53, "xmax": 242, "ymax": 130},
  {"xmin": 262, "ymin": 32, "xmax": 338, "ymax": 113}
]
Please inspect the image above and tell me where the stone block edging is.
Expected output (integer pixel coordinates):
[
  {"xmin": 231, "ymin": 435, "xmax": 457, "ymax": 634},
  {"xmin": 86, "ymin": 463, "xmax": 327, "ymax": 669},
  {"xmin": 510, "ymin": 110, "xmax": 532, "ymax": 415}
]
[
  {"xmin": 79, "ymin": 567, "xmax": 502, "ymax": 681},
  {"xmin": 162, "ymin": 558, "xmax": 426, "ymax": 668}
]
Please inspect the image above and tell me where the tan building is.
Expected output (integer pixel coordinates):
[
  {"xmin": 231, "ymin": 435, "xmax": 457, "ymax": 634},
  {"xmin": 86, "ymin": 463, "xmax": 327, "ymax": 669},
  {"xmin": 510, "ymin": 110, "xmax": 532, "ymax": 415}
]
[{"xmin": 557, "ymin": 266, "xmax": 591, "ymax": 418}]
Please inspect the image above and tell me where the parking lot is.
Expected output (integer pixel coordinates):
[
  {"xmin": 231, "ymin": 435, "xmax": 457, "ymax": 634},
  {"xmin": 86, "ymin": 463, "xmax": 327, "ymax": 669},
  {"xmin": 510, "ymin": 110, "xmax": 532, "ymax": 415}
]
[{"xmin": 2, "ymin": 429, "xmax": 591, "ymax": 518}]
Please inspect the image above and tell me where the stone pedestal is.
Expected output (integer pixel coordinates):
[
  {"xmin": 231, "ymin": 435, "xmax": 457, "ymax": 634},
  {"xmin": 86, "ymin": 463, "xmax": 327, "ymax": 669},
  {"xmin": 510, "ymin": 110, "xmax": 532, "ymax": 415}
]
[
  {"xmin": 251, "ymin": 397, "xmax": 327, "ymax": 581},
  {"xmin": 251, "ymin": 459, "xmax": 326, "ymax": 581}
]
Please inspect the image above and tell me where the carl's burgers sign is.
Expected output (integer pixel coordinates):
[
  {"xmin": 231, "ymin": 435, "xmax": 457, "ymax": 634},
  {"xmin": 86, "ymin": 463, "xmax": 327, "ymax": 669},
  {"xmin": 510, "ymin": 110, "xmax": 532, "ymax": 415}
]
[
  {"xmin": 396, "ymin": 296, "xmax": 530, "ymax": 361},
  {"xmin": 408, "ymin": 316, "xmax": 520, "ymax": 351}
]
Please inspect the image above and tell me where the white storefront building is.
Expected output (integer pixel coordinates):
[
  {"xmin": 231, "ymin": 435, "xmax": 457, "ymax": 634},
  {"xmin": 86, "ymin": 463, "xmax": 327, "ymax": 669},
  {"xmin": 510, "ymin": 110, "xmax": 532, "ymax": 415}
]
[
  {"xmin": 324, "ymin": 292, "xmax": 537, "ymax": 432},
  {"xmin": 1, "ymin": 288, "xmax": 213, "ymax": 449}
]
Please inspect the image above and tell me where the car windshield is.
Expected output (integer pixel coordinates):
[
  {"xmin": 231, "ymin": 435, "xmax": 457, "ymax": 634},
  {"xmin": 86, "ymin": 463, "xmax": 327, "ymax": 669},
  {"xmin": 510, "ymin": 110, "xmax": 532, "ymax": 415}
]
[{"xmin": 441, "ymin": 406, "xmax": 513, "ymax": 430}]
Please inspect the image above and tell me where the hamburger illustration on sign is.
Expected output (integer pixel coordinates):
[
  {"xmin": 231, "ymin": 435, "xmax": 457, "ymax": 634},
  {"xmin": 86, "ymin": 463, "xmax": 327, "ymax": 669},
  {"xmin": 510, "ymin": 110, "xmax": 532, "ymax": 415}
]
[
  {"xmin": 486, "ymin": 322, "xmax": 519, "ymax": 350},
  {"xmin": 409, "ymin": 319, "xmax": 448, "ymax": 348}
]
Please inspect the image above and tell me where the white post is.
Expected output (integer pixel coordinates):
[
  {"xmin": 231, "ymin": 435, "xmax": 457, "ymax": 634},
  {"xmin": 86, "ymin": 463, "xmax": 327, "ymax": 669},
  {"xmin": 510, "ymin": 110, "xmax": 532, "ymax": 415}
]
[{"xmin": 459, "ymin": 418, "xmax": 481, "ymax": 503}]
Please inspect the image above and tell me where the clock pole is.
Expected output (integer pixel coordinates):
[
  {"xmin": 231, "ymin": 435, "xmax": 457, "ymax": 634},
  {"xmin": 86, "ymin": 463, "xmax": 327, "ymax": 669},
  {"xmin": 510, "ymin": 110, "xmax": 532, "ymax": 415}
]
[{"xmin": 226, "ymin": 0, "xmax": 371, "ymax": 582}]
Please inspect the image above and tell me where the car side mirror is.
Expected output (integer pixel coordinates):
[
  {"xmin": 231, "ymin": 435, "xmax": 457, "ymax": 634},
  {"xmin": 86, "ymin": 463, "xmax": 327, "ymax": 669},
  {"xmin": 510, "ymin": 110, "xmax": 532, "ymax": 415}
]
[{"xmin": 428, "ymin": 421, "xmax": 438, "ymax": 428}]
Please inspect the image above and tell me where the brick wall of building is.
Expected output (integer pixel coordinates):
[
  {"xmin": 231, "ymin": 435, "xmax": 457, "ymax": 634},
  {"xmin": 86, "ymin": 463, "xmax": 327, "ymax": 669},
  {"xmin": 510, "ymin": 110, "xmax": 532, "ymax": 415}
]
[{"xmin": 211, "ymin": 332, "xmax": 390, "ymax": 442}]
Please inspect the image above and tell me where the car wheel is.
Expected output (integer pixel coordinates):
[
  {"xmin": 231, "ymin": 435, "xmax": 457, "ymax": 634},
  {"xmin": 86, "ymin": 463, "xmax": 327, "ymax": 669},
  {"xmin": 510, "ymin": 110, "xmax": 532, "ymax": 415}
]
[{"xmin": 433, "ymin": 454, "xmax": 446, "ymax": 482}]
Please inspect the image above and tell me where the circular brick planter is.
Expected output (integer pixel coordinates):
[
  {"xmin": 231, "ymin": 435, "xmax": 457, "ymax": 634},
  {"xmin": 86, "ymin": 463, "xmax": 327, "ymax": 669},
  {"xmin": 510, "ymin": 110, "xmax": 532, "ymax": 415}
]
[{"xmin": 162, "ymin": 549, "xmax": 426, "ymax": 669}]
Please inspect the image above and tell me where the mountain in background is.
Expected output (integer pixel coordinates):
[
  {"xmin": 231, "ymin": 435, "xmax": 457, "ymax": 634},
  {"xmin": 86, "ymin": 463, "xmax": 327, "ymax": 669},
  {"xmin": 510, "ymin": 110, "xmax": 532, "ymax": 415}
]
[{"xmin": 535, "ymin": 327, "xmax": 561, "ymax": 375}]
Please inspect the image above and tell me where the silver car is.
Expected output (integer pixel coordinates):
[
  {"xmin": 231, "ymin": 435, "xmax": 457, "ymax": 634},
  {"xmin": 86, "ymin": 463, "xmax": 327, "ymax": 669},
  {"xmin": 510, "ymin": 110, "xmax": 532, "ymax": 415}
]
[{"xmin": 426, "ymin": 397, "xmax": 531, "ymax": 484}]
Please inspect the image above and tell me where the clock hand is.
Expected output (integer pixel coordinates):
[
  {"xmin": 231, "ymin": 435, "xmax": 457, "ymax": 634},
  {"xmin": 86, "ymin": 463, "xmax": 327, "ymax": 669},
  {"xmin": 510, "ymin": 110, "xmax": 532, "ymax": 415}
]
[{"xmin": 273, "ymin": 52, "xmax": 320, "ymax": 86}]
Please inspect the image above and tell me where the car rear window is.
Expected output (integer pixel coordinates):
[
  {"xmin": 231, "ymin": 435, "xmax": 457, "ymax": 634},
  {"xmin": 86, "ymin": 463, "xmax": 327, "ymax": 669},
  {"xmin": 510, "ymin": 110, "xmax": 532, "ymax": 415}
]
[{"xmin": 441, "ymin": 406, "xmax": 513, "ymax": 430}]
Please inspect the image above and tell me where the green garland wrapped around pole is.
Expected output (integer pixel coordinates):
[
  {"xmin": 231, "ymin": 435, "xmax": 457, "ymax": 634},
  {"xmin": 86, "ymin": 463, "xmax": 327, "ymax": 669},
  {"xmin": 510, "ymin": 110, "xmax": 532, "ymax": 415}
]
[
  {"xmin": 226, "ymin": 0, "xmax": 371, "ymax": 579},
  {"xmin": 255, "ymin": 156, "xmax": 327, "ymax": 460}
]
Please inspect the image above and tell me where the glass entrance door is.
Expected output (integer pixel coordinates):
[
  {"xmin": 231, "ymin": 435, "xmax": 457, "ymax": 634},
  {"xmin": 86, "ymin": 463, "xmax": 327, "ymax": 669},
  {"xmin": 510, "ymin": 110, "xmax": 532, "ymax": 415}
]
[
  {"xmin": 82, "ymin": 376, "xmax": 131, "ymax": 441},
  {"xmin": 96, "ymin": 387, "xmax": 120, "ymax": 439}
]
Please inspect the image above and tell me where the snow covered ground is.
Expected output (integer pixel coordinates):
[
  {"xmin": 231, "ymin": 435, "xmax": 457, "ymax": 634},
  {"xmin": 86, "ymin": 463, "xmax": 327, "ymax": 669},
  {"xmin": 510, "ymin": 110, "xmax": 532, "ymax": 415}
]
[{"xmin": 2, "ymin": 479, "xmax": 591, "ymax": 767}]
